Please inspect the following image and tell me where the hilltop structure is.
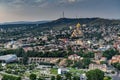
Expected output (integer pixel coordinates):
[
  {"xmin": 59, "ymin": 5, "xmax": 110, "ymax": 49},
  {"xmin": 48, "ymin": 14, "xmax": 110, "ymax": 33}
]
[
  {"xmin": 71, "ymin": 23, "xmax": 83, "ymax": 38},
  {"xmin": 71, "ymin": 23, "xmax": 84, "ymax": 46}
]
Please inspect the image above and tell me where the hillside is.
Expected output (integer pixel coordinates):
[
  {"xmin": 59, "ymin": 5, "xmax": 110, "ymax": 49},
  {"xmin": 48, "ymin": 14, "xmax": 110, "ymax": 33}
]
[
  {"xmin": 36, "ymin": 18, "xmax": 120, "ymax": 30},
  {"xmin": 0, "ymin": 17, "xmax": 120, "ymax": 41},
  {"xmin": 0, "ymin": 18, "xmax": 120, "ymax": 30}
]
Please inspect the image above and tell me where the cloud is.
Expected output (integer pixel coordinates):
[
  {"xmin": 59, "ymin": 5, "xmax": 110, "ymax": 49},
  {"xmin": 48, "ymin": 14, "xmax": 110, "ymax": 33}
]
[
  {"xmin": 0, "ymin": 0, "xmax": 86, "ymax": 8},
  {"xmin": 0, "ymin": 0, "xmax": 45, "ymax": 8},
  {"xmin": 0, "ymin": 0, "xmax": 119, "ymax": 22},
  {"xmin": 68, "ymin": 0, "xmax": 77, "ymax": 2},
  {"xmin": 59, "ymin": 0, "xmax": 84, "ymax": 4}
]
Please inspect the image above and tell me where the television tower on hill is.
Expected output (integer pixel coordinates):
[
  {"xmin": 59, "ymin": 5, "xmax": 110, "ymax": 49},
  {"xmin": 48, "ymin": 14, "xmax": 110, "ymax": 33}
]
[{"xmin": 63, "ymin": 11, "xmax": 65, "ymax": 18}]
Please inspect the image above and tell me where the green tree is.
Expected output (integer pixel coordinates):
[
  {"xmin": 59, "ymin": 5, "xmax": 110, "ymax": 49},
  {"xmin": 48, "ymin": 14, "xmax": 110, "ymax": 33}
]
[
  {"xmin": 22, "ymin": 51, "xmax": 28, "ymax": 64},
  {"xmin": 51, "ymin": 76, "xmax": 55, "ymax": 80},
  {"xmin": 86, "ymin": 69, "xmax": 104, "ymax": 80},
  {"xmin": 82, "ymin": 58, "xmax": 91, "ymax": 68},
  {"xmin": 103, "ymin": 49, "xmax": 119, "ymax": 60},
  {"xmin": 83, "ymin": 52, "xmax": 94, "ymax": 58},
  {"xmin": 100, "ymin": 61, "xmax": 107, "ymax": 64},
  {"xmin": 38, "ymin": 77, "xmax": 44, "ymax": 80},
  {"xmin": 112, "ymin": 62, "xmax": 120, "ymax": 75},
  {"xmin": 72, "ymin": 76, "xmax": 79, "ymax": 80},
  {"xmin": 56, "ymin": 75, "xmax": 62, "ymax": 80},
  {"xmin": 65, "ymin": 72, "xmax": 72, "ymax": 80},
  {"xmin": 0, "ymin": 64, "xmax": 3, "ymax": 71},
  {"xmin": 116, "ymin": 63, "xmax": 120, "ymax": 70},
  {"xmin": 72, "ymin": 58, "xmax": 91, "ymax": 68},
  {"xmin": 30, "ymin": 74, "xmax": 37, "ymax": 80},
  {"xmin": 66, "ymin": 59, "xmax": 73, "ymax": 67},
  {"xmin": 2, "ymin": 75, "xmax": 21, "ymax": 80},
  {"xmin": 72, "ymin": 60, "xmax": 83, "ymax": 68},
  {"xmin": 103, "ymin": 76, "xmax": 112, "ymax": 80},
  {"xmin": 16, "ymin": 77, "xmax": 21, "ymax": 80}
]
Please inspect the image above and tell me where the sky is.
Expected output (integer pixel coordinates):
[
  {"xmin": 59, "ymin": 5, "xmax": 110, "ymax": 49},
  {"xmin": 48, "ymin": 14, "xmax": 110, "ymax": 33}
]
[{"xmin": 0, "ymin": 0, "xmax": 120, "ymax": 22}]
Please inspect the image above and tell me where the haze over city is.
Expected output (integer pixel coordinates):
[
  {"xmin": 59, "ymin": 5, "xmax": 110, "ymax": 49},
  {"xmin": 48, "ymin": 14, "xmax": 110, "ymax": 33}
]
[{"xmin": 0, "ymin": 0, "xmax": 120, "ymax": 22}]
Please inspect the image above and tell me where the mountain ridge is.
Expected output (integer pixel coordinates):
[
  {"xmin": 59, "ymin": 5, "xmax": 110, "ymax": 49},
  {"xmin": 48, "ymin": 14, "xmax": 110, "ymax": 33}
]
[
  {"xmin": 1, "ymin": 17, "xmax": 120, "ymax": 25},
  {"xmin": 0, "ymin": 21, "xmax": 50, "ymax": 25},
  {"xmin": 0, "ymin": 18, "xmax": 120, "ymax": 31}
]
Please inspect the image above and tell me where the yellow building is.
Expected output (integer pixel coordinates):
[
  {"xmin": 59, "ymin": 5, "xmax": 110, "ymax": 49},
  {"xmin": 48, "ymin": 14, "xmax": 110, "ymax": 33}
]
[{"xmin": 71, "ymin": 23, "xmax": 83, "ymax": 38}]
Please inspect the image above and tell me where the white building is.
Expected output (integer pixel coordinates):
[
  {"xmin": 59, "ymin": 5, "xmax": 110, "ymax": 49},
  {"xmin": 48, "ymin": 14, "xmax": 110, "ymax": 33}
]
[
  {"xmin": 0, "ymin": 54, "xmax": 18, "ymax": 63},
  {"xmin": 89, "ymin": 63, "xmax": 107, "ymax": 72},
  {"xmin": 58, "ymin": 68, "xmax": 69, "ymax": 74}
]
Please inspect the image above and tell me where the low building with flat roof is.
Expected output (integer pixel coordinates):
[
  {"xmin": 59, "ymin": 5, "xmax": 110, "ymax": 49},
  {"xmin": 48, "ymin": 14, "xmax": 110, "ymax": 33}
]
[
  {"xmin": 0, "ymin": 54, "xmax": 17, "ymax": 63},
  {"xmin": 89, "ymin": 63, "xmax": 107, "ymax": 72}
]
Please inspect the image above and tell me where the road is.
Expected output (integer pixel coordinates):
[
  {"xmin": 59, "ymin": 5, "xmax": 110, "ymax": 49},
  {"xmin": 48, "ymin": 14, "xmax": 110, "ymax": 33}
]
[{"xmin": 112, "ymin": 75, "xmax": 120, "ymax": 80}]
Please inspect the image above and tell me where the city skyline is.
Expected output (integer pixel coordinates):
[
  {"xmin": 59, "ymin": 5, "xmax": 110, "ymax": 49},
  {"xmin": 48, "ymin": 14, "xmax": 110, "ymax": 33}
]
[{"xmin": 0, "ymin": 0, "xmax": 120, "ymax": 22}]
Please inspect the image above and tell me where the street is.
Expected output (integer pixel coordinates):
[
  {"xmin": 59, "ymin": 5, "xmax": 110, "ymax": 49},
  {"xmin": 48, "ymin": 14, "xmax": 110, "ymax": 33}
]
[{"xmin": 112, "ymin": 75, "xmax": 120, "ymax": 80}]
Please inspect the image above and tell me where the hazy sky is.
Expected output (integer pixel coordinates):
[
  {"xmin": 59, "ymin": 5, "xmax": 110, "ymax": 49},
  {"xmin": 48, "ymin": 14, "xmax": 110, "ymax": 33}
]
[{"xmin": 0, "ymin": 0, "xmax": 120, "ymax": 22}]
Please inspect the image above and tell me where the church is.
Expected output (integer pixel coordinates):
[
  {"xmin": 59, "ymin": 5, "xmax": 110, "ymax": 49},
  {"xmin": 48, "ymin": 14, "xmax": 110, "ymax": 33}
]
[{"xmin": 71, "ymin": 23, "xmax": 83, "ymax": 38}]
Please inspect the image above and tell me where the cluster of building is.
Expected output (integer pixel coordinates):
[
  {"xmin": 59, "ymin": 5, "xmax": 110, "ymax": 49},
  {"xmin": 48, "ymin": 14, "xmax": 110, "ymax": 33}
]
[
  {"xmin": 1, "ymin": 23, "xmax": 120, "ymax": 74},
  {"xmin": 2, "ymin": 23, "xmax": 119, "ymax": 53}
]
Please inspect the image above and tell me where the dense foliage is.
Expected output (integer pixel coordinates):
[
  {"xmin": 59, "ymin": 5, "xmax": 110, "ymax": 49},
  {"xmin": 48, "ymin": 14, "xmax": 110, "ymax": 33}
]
[
  {"xmin": 29, "ymin": 74, "xmax": 37, "ymax": 80},
  {"xmin": 112, "ymin": 62, "xmax": 120, "ymax": 71},
  {"xmin": 2, "ymin": 74, "xmax": 21, "ymax": 80},
  {"xmin": 72, "ymin": 58, "xmax": 91, "ymax": 68},
  {"xmin": 103, "ymin": 49, "xmax": 119, "ymax": 60},
  {"xmin": 86, "ymin": 69, "xmax": 104, "ymax": 80}
]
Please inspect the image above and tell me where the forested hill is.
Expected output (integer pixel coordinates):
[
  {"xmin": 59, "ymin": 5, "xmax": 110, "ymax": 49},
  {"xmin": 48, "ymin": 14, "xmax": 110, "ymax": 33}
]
[{"xmin": 0, "ymin": 18, "xmax": 120, "ymax": 30}]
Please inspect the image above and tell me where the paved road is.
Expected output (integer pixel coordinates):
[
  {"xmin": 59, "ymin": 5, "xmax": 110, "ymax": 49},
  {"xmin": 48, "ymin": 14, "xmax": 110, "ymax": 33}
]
[
  {"xmin": 105, "ymin": 72, "xmax": 120, "ymax": 80},
  {"xmin": 112, "ymin": 75, "xmax": 120, "ymax": 80},
  {"xmin": 111, "ymin": 73, "xmax": 120, "ymax": 80}
]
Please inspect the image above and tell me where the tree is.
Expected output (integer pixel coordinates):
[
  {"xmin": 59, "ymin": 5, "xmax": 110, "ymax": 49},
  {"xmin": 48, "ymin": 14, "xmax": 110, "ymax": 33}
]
[
  {"xmin": 16, "ymin": 77, "xmax": 21, "ymax": 80},
  {"xmin": 73, "ymin": 76, "xmax": 79, "ymax": 80},
  {"xmin": 0, "ymin": 64, "xmax": 3, "ymax": 71},
  {"xmin": 112, "ymin": 62, "xmax": 120, "ymax": 75},
  {"xmin": 15, "ymin": 48, "xmax": 24, "ymax": 57},
  {"xmin": 116, "ymin": 63, "xmax": 120, "ymax": 70},
  {"xmin": 82, "ymin": 58, "xmax": 91, "ymax": 68},
  {"xmin": 72, "ymin": 60, "xmax": 83, "ymax": 68},
  {"xmin": 56, "ymin": 75, "xmax": 62, "ymax": 80},
  {"xmin": 72, "ymin": 58, "xmax": 91, "ymax": 68},
  {"xmin": 66, "ymin": 59, "xmax": 73, "ymax": 67},
  {"xmin": 103, "ymin": 76, "xmax": 112, "ymax": 80},
  {"xmin": 30, "ymin": 74, "xmax": 37, "ymax": 80},
  {"xmin": 100, "ymin": 61, "xmax": 107, "ymax": 64},
  {"xmin": 2, "ymin": 75, "xmax": 21, "ymax": 80},
  {"xmin": 103, "ymin": 49, "xmax": 119, "ymax": 60},
  {"xmin": 51, "ymin": 76, "xmax": 55, "ymax": 80},
  {"xmin": 38, "ymin": 77, "xmax": 44, "ymax": 80},
  {"xmin": 65, "ymin": 72, "xmax": 72, "ymax": 80},
  {"xmin": 83, "ymin": 52, "xmax": 94, "ymax": 58},
  {"xmin": 86, "ymin": 69, "xmax": 104, "ymax": 80},
  {"xmin": 22, "ymin": 51, "xmax": 28, "ymax": 65}
]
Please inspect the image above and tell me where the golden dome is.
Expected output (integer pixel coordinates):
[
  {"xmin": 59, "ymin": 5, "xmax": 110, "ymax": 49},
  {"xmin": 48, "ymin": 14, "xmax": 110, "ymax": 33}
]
[
  {"xmin": 71, "ymin": 23, "xmax": 83, "ymax": 38},
  {"xmin": 76, "ymin": 23, "xmax": 81, "ymax": 28}
]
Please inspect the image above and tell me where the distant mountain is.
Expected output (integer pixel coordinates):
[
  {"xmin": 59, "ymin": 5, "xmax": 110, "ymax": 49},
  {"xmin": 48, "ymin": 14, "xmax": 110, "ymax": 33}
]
[
  {"xmin": 0, "ymin": 21, "xmax": 50, "ymax": 25},
  {"xmin": 50, "ymin": 18, "xmax": 120, "ymax": 26},
  {"xmin": 0, "ymin": 18, "xmax": 120, "ymax": 30},
  {"xmin": 36, "ymin": 18, "xmax": 120, "ymax": 30}
]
